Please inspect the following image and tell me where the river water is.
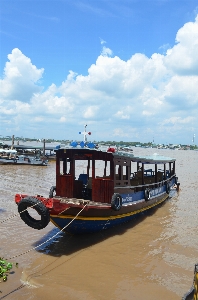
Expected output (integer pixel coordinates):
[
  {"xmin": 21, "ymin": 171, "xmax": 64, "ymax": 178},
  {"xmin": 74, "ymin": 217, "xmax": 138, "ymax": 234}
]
[{"xmin": 0, "ymin": 148, "xmax": 198, "ymax": 300}]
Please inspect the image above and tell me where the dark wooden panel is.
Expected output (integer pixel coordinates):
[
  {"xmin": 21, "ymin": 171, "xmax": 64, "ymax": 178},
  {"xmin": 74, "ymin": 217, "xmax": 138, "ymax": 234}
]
[
  {"xmin": 92, "ymin": 178, "xmax": 114, "ymax": 203},
  {"xmin": 74, "ymin": 180, "xmax": 83, "ymax": 198},
  {"xmin": 56, "ymin": 175, "xmax": 74, "ymax": 197}
]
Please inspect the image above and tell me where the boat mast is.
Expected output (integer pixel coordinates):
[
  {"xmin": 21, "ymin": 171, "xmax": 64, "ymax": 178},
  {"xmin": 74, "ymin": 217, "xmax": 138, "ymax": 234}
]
[{"xmin": 84, "ymin": 124, "xmax": 87, "ymax": 142}]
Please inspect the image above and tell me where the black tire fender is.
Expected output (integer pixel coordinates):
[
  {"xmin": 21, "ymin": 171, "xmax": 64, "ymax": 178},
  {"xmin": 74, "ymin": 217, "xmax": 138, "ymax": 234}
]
[
  {"xmin": 166, "ymin": 182, "xmax": 170, "ymax": 194},
  {"xmin": 111, "ymin": 193, "xmax": 122, "ymax": 211},
  {"xmin": 144, "ymin": 189, "xmax": 151, "ymax": 201},
  {"xmin": 49, "ymin": 186, "xmax": 56, "ymax": 198},
  {"xmin": 18, "ymin": 197, "xmax": 50, "ymax": 230}
]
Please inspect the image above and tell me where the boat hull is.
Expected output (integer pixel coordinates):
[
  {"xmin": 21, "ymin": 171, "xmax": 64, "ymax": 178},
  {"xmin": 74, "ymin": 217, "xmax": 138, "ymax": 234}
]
[{"xmin": 50, "ymin": 193, "xmax": 169, "ymax": 234}]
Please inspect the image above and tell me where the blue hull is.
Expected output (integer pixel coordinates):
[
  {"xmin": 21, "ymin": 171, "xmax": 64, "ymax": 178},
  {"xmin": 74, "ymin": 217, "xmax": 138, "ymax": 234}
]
[{"xmin": 50, "ymin": 193, "xmax": 169, "ymax": 234}]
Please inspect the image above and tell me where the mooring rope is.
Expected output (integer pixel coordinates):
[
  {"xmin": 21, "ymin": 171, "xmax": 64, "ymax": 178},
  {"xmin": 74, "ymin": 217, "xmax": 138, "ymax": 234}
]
[
  {"xmin": 6, "ymin": 203, "xmax": 88, "ymax": 260},
  {"xmin": 0, "ymin": 203, "xmax": 39, "ymax": 224},
  {"xmin": 101, "ymin": 218, "xmax": 110, "ymax": 230},
  {"xmin": 58, "ymin": 207, "xmax": 70, "ymax": 215},
  {"xmin": 1, "ymin": 200, "xmax": 80, "ymax": 223}
]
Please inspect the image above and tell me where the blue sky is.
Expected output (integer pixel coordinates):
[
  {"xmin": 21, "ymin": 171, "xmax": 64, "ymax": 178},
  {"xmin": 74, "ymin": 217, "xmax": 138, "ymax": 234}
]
[{"xmin": 0, "ymin": 0, "xmax": 198, "ymax": 144}]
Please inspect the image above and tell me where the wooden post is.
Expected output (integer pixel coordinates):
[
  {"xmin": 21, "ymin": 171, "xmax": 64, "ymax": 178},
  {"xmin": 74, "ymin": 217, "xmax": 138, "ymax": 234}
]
[
  {"xmin": 141, "ymin": 163, "xmax": 144, "ymax": 185},
  {"xmin": 43, "ymin": 139, "xmax": 45, "ymax": 156},
  {"xmin": 173, "ymin": 161, "xmax": 175, "ymax": 175},
  {"xmin": 155, "ymin": 164, "xmax": 158, "ymax": 187},
  {"xmin": 169, "ymin": 162, "xmax": 171, "ymax": 176},
  {"xmin": 164, "ymin": 163, "xmax": 166, "ymax": 180},
  {"xmin": 104, "ymin": 160, "xmax": 107, "ymax": 177},
  {"xmin": 11, "ymin": 135, "xmax": 14, "ymax": 150},
  {"xmin": 92, "ymin": 159, "xmax": 95, "ymax": 179}
]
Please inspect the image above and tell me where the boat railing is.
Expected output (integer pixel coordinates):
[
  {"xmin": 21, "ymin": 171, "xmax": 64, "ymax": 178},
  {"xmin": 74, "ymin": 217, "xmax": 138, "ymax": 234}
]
[{"xmin": 114, "ymin": 174, "xmax": 176, "ymax": 190}]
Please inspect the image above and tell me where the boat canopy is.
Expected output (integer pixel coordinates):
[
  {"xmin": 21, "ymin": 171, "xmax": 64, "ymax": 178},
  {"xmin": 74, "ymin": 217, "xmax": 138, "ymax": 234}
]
[{"xmin": 131, "ymin": 154, "xmax": 176, "ymax": 164}]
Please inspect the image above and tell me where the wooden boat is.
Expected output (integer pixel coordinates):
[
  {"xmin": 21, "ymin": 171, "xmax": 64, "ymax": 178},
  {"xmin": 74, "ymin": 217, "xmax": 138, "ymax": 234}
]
[{"xmin": 15, "ymin": 146, "xmax": 180, "ymax": 234}]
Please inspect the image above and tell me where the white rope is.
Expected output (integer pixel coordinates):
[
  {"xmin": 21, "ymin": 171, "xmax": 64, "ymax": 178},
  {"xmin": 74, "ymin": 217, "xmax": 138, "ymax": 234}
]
[
  {"xmin": 6, "ymin": 203, "xmax": 88, "ymax": 260},
  {"xmin": 58, "ymin": 207, "xmax": 70, "ymax": 215},
  {"xmin": 0, "ymin": 203, "xmax": 39, "ymax": 224},
  {"xmin": 101, "ymin": 218, "xmax": 110, "ymax": 230}
]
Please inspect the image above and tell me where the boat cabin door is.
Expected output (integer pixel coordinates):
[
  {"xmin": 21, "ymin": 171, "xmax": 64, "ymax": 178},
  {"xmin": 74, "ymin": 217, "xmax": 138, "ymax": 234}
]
[{"xmin": 56, "ymin": 156, "xmax": 83, "ymax": 198}]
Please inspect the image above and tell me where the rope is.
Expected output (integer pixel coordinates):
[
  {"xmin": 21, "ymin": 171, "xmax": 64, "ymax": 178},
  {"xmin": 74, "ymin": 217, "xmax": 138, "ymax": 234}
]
[
  {"xmin": 101, "ymin": 218, "xmax": 110, "ymax": 230},
  {"xmin": 58, "ymin": 207, "xmax": 70, "ymax": 215},
  {"xmin": 6, "ymin": 203, "xmax": 88, "ymax": 260},
  {"xmin": 0, "ymin": 203, "xmax": 39, "ymax": 224}
]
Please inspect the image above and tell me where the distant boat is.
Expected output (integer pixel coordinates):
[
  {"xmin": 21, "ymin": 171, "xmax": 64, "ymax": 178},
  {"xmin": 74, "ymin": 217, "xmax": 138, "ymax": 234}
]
[
  {"xmin": 0, "ymin": 148, "xmax": 17, "ymax": 155},
  {"xmin": 0, "ymin": 154, "xmax": 48, "ymax": 166}
]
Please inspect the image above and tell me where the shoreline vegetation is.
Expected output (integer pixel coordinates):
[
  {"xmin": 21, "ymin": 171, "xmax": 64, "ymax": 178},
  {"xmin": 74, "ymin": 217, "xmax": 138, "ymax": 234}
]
[{"xmin": 0, "ymin": 135, "xmax": 197, "ymax": 151}]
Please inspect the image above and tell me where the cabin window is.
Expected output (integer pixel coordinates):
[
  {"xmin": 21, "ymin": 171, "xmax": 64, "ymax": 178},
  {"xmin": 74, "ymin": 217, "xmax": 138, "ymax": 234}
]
[
  {"xmin": 95, "ymin": 160, "xmax": 110, "ymax": 178},
  {"xmin": 130, "ymin": 161, "xmax": 137, "ymax": 176},
  {"xmin": 75, "ymin": 160, "xmax": 87, "ymax": 177},
  {"xmin": 75, "ymin": 160, "xmax": 92, "ymax": 180},
  {"xmin": 124, "ymin": 161, "xmax": 129, "ymax": 178},
  {"xmin": 115, "ymin": 165, "xmax": 121, "ymax": 180},
  {"xmin": 60, "ymin": 160, "xmax": 64, "ymax": 175},
  {"xmin": 123, "ymin": 165, "xmax": 127, "ymax": 179},
  {"xmin": 59, "ymin": 158, "xmax": 71, "ymax": 175},
  {"xmin": 66, "ymin": 160, "xmax": 71, "ymax": 174}
]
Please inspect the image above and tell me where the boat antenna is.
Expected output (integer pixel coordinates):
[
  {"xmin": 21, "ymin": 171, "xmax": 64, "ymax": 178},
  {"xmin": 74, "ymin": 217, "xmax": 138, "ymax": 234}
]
[
  {"xmin": 84, "ymin": 124, "xmax": 87, "ymax": 142},
  {"xmin": 79, "ymin": 124, "xmax": 91, "ymax": 143}
]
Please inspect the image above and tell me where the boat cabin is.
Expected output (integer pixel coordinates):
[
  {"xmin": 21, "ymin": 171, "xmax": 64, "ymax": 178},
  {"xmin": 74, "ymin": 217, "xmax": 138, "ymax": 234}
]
[{"xmin": 55, "ymin": 148, "xmax": 176, "ymax": 204}]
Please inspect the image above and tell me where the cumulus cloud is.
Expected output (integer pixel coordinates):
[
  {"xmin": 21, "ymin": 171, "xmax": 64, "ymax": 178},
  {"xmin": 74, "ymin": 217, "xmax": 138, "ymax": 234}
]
[
  {"xmin": 164, "ymin": 15, "xmax": 198, "ymax": 75},
  {"xmin": 83, "ymin": 106, "xmax": 99, "ymax": 118},
  {"xmin": 164, "ymin": 75, "xmax": 198, "ymax": 109},
  {"xmin": 0, "ymin": 48, "xmax": 44, "ymax": 102},
  {"xmin": 1, "ymin": 15, "xmax": 198, "ymax": 142}
]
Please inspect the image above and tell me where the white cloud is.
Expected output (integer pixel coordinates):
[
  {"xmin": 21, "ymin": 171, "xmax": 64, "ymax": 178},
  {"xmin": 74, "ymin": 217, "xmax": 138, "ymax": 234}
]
[
  {"xmin": 164, "ymin": 15, "xmax": 198, "ymax": 75},
  {"xmin": 113, "ymin": 128, "xmax": 129, "ymax": 137},
  {"xmin": 163, "ymin": 75, "xmax": 198, "ymax": 108},
  {"xmin": 34, "ymin": 116, "xmax": 44, "ymax": 122},
  {"xmin": 100, "ymin": 38, "xmax": 106, "ymax": 45},
  {"xmin": 114, "ymin": 107, "xmax": 131, "ymax": 119},
  {"xmin": 59, "ymin": 116, "xmax": 67, "ymax": 123},
  {"xmin": 0, "ymin": 48, "xmax": 44, "ymax": 102},
  {"xmin": 101, "ymin": 46, "xmax": 113, "ymax": 57},
  {"xmin": 1, "ymin": 15, "xmax": 198, "ymax": 143},
  {"xmin": 161, "ymin": 116, "xmax": 195, "ymax": 125},
  {"xmin": 83, "ymin": 106, "xmax": 99, "ymax": 118}
]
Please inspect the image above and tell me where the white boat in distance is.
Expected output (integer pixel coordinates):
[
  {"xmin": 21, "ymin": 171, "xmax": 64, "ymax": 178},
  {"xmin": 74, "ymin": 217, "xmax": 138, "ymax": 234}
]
[{"xmin": 0, "ymin": 149, "xmax": 48, "ymax": 166}]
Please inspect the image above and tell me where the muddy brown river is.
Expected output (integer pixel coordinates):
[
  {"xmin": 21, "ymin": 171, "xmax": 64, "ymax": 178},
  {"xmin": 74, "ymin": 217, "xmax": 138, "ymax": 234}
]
[{"xmin": 0, "ymin": 148, "xmax": 198, "ymax": 300}]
